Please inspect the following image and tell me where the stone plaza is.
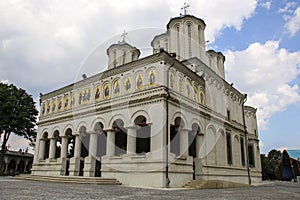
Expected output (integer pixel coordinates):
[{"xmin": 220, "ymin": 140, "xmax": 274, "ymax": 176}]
[{"xmin": 0, "ymin": 177, "xmax": 299, "ymax": 199}]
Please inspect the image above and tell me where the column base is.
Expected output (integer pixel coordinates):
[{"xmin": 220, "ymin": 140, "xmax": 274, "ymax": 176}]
[
  {"xmin": 83, "ymin": 156, "xmax": 97, "ymax": 177},
  {"xmin": 69, "ymin": 157, "xmax": 81, "ymax": 176}
]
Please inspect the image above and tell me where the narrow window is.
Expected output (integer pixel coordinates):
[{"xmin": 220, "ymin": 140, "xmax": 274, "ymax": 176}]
[
  {"xmin": 188, "ymin": 24, "xmax": 192, "ymax": 57},
  {"xmin": 113, "ymin": 49, "xmax": 117, "ymax": 67},
  {"xmin": 226, "ymin": 132, "xmax": 232, "ymax": 165},
  {"xmin": 122, "ymin": 50, "xmax": 126, "ymax": 64},
  {"xmin": 177, "ymin": 26, "xmax": 180, "ymax": 58},
  {"xmin": 240, "ymin": 137, "xmax": 245, "ymax": 166},
  {"xmin": 227, "ymin": 109, "xmax": 231, "ymax": 121},
  {"xmin": 248, "ymin": 144, "xmax": 255, "ymax": 167}
]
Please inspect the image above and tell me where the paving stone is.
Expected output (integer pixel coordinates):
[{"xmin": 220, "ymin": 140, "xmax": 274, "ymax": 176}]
[{"xmin": 0, "ymin": 177, "xmax": 299, "ymax": 200}]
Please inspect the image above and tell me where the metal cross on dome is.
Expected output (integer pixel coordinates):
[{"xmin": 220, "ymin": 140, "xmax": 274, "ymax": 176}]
[
  {"xmin": 181, "ymin": 2, "xmax": 190, "ymax": 15},
  {"xmin": 121, "ymin": 30, "xmax": 128, "ymax": 42}
]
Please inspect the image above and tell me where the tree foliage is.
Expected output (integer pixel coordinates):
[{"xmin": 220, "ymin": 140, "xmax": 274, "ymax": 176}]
[
  {"xmin": 0, "ymin": 83, "xmax": 38, "ymax": 152},
  {"xmin": 261, "ymin": 149, "xmax": 282, "ymax": 180}
]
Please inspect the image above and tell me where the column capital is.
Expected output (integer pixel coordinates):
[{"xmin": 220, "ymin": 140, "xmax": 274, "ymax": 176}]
[
  {"xmin": 104, "ymin": 129, "xmax": 115, "ymax": 133},
  {"xmin": 179, "ymin": 128, "xmax": 192, "ymax": 132},
  {"xmin": 124, "ymin": 125, "xmax": 136, "ymax": 129},
  {"xmin": 72, "ymin": 131, "xmax": 80, "ymax": 136}
]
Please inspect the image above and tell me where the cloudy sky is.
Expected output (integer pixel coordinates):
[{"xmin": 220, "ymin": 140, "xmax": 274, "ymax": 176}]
[{"xmin": 1, "ymin": 0, "xmax": 300, "ymax": 154}]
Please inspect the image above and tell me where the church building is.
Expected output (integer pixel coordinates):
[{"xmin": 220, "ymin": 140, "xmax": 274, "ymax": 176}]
[{"xmin": 32, "ymin": 11, "xmax": 262, "ymax": 188}]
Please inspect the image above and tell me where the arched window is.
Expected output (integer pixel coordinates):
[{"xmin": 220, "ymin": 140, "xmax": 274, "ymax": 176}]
[
  {"xmin": 170, "ymin": 117, "xmax": 185, "ymax": 156},
  {"xmin": 226, "ymin": 132, "xmax": 233, "ymax": 165},
  {"xmin": 176, "ymin": 26, "xmax": 180, "ymax": 58},
  {"xmin": 187, "ymin": 24, "xmax": 192, "ymax": 57},
  {"xmin": 65, "ymin": 128, "xmax": 75, "ymax": 158},
  {"xmin": 188, "ymin": 124, "xmax": 200, "ymax": 158},
  {"xmin": 113, "ymin": 119, "xmax": 127, "ymax": 156},
  {"xmin": 53, "ymin": 130, "xmax": 61, "ymax": 159},
  {"xmin": 42, "ymin": 132, "xmax": 50, "ymax": 160},
  {"xmin": 240, "ymin": 137, "xmax": 246, "ymax": 166},
  {"xmin": 79, "ymin": 126, "xmax": 89, "ymax": 158},
  {"xmin": 135, "ymin": 116, "xmax": 151, "ymax": 154}
]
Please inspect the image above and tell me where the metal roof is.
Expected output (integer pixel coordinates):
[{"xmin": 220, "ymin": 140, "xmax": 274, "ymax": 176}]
[{"xmin": 287, "ymin": 150, "xmax": 300, "ymax": 161}]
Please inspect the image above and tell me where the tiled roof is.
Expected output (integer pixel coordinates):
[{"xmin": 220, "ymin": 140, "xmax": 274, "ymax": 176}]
[{"xmin": 5, "ymin": 150, "xmax": 34, "ymax": 158}]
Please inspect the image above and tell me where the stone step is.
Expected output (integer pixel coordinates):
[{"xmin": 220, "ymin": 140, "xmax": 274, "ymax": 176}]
[
  {"xmin": 13, "ymin": 175, "xmax": 121, "ymax": 185},
  {"xmin": 183, "ymin": 180, "xmax": 249, "ymax": 189}
]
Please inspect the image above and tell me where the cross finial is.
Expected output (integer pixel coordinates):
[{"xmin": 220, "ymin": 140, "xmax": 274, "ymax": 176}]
[
  {"xmin": 120, "ymin": 30, "xmax": 128, "ymax": 43},
  {"xmin": 181, "ymin": 2, "xmax": 190, "ymax": 16}
]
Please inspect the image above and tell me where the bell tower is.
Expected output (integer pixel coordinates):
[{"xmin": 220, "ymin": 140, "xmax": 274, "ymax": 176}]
[{"xmin": 107, "ymin": 31, "xmax": 140, "ymax": 69}]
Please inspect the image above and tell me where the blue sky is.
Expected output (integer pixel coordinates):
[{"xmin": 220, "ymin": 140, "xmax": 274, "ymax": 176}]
[{"xmin": 0, "ymin": 0, "xmax": 300, "ymax": 154}]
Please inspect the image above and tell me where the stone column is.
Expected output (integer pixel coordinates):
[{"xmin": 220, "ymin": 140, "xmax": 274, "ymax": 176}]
[
  {"xmin": 74, "ymin": 135, "xmax": 82, "ymax": 158},
  {"xmin": 59, "ymin": 136, "xmax": 69, "ymax": 175},
  {"xmin": 179, "ymin": 129, "xmax": 189, "ymax": 157},
  {"xmin": 84, "ymin": 132, "xmax": 98, "ymax": 177},
  {"xmin": 126, "ymin": 126, "xmax": 136, "ymax": 154},
  {"xmin": 196, "ymin": 133, "xmax": 204, "ymax": 158},
  {"xmin": 106, "ymin": 130, "xmax": 115, "ymax": 156},
  {"xmin": 38, "ymin": 139, "xmax": 46, "ymax": 160},
  {"xmin": 61, "ymin": 137, "xmax": 68, "ymax": 158},
  {"xmin": 5, "ymin": 160, "xmax": 9, "ymax": 173},
  {"xmin": 49, "ymin": 138, "xmax": 56, "ymax": 159},
  {"xmin": 69, "ymin": 134, "xmax": 81, "ymax": 176},
  {"xmin": 89, "ymin": 132, "xmax": 98, "ymax": 157}
]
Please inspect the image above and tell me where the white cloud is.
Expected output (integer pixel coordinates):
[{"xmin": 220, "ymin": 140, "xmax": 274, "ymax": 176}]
[
  {"xmin": 0, "ymin": 0, "xmax": 259, "ymax": 150},
  {"xmin": 285, "ymin": 7, "xmax": 300, "ymax": 36},
  {"xmin": 260, "ymin": 1, "xmax": 271, "ymax": 10},
  {"xmin": 278, "ymin": 1, "xmax": 297, "ymax": 13},
  {"xmin": 225, "ymin": 40, "xmax": 300, "ymax": 130},
  {"xmin": 0, "ymin": 0, "xmax": 258, "ymax": 90},
  {"xmin": 189, "ymin": 0, "xmax": 257, "ymax": 42}
]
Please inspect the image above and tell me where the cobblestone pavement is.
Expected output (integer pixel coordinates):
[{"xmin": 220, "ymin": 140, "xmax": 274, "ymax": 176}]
[{"xmin": 0, "ymin": 177, "xmax": 299, "ymax": 200}]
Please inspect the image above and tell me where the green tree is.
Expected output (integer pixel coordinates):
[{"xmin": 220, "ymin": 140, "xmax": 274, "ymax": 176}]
[
  {"xmin": 0, "ymin": 83, "xmax": 38, "ymax": 173},
  {"xmin": 261, "ymin": 149, "xmax": 282, "ymax": 180}
]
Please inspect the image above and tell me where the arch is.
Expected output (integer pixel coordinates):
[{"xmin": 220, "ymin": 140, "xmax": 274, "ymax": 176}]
[
  {"xmin": 112, "ymin": 118, "xmax": 127, "ymax": 156},
  {"xmin": 170, "ymin": 115, "xmax": 186, "ymax": 156},
  {"xmin": 42, "ymin": 132, "xmax": 49, "ymax": 139},
  {"xmin": 171, "ymin": 112, "xmax": 187, "ymax": 128},
  {"xmin": 108, "ymin": 114, "xmax": 128, "ymax": 129},
  {"xmin": 75, "ymin": 121, "xmax": 89, "ymax": 133},
  {"xmin": 40, "ymin": 128, "xmax": 49, "ymax": 137},
  {"xmin": 63, "ymin": 124, "xmax": 74, "ymax": 136},
  {"xmin": 188, "ymin": 122, "xmax": 201, "ymax": 158},
  {"xmin": 90, "ymin": 117, "xmax": 106, "ymax": 131},
  {"xmin": 172, "ymin": 22, "xmax": 181, "ymax": 30},
  {"xmin": 78, "ymin": 125, "xmax": 87, "ymax": 134},
  {"xmin": 205, "ymin": 124, "xmax": 218, "ymax": 165},
  {"xmin": 134, "ymin": 115, "xmax": 151, "ymax": 154},
  {"xmin": 184, "ymin": 20, "xmax": 194, "ymax": 26},
  {"xmin": 51, "ymin": 127, "xmax": 60, "ymax": 138},
  {"xmin": 65, "ymin": 128, "xmax": 73, "ymax": 136},
  {"xmin": 189, "ymin": 119, "xmax": 203, "ymax": 132},
  {"xmin": 131, "ymin": 110, "xmax": 151, "ymax": 125},
  {"xmin": 52, "ymin": 130, "xmax": 60, "ymax": 138},
  {"xmin": 217, "ymin": 128, "xmax": 225, "ymax": 137}
]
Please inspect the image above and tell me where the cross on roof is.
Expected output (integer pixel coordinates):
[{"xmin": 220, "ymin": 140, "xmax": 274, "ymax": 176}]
[
  {"xmin": 121, "ymin": 30, "xmax": 128, "ymax": 42},
  {"xmin": 181, "ymin": 2, "xmax": 190, "ymax": 16}
]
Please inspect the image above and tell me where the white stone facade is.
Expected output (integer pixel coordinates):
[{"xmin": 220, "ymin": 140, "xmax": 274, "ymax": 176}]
[{"xmin": 32, "ymin": 14, "xmax": 262, "ymax": 187}]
